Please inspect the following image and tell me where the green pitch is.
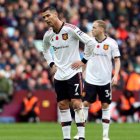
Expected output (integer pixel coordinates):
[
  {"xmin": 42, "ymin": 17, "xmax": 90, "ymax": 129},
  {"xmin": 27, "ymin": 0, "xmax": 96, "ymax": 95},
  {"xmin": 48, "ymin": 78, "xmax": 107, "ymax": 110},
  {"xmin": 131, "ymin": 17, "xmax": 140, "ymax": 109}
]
[{"xmin": 0, "ymin": 122, "xmax": 139, "ymax": 140}]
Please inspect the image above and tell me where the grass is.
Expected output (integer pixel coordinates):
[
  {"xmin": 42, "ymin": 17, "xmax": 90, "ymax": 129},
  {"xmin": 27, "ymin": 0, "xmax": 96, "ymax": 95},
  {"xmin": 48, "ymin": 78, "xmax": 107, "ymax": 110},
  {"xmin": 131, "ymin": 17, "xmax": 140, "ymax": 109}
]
[{"xmin": 0, "ymin": 122, "xmax": 140, "ymax": 140}]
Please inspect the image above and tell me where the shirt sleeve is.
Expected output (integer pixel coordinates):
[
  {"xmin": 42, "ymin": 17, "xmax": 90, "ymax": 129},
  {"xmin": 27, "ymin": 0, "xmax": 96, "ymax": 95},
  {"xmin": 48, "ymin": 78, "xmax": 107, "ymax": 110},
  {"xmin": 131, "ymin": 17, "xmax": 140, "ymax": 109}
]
[
  {"xmin": 111, "ymin": 40, "xmax": 121, "ymax": 58},
  {"xmin": 42, "ymin": 32, "xmax": 54, "ymax": 65},
  {"xmin": 71, "ymin": 26, "xmax": 95, "ymax": 60}
]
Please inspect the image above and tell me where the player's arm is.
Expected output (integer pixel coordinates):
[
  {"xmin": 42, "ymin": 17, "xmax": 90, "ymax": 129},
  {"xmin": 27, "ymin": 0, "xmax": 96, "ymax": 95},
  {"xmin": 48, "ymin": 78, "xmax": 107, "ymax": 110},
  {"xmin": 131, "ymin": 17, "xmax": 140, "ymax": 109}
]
[
  {"xmin": 72, "ymin": 26, "xmax": 95, "ymax": 55},
  {"xmin": 42, "ymin": 32, "xmax": 57, "ymax": 72},
  {"xmin": 112, "ymin": 41, "xmax": 121, "ymax": 85},
  {"xmin": 112, "ymin": 57, "xmax": 121, "ymax": 85},
  {"xmin": 71, "ymin": 26, "xmax": 94, "ymax": 69}
]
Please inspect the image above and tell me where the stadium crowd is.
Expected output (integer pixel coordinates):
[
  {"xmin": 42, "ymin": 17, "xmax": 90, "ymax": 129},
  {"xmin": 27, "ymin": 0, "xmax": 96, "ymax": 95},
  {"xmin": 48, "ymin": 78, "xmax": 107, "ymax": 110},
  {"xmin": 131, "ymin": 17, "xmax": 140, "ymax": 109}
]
[{"xmin": 0, "ymin": 0, "xmax": 140, "ymax": 120}]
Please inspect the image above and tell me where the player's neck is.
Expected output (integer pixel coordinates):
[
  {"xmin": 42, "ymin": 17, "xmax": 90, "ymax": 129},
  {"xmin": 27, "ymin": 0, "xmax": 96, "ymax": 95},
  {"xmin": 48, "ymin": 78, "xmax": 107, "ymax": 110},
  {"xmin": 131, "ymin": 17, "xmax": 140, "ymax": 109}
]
[
  {"xmin": 53, "ymin": 20, "xmax": 64, "ymax": 34},
  {"xmin": 95, "ymin": 34, "xmax": 107, "ymax": 43}
]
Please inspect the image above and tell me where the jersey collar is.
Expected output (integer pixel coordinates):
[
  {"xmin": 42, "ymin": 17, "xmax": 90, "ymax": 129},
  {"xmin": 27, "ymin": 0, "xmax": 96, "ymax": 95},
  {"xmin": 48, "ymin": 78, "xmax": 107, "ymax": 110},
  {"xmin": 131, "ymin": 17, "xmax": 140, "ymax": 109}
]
[
  {"xmin": 95, "ymin": 35, "xmax": 107, "ymax": 43},
  {"xmin": 53, "ymin": 22, "xmax": 65, "ymax": 34}
]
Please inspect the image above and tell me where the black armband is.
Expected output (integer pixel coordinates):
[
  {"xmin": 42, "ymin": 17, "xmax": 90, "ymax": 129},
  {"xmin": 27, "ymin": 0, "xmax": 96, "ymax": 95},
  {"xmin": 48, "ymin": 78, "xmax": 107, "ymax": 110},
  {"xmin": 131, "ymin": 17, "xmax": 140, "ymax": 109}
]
[
  {"xmin": 49, "ymin": 62, "xmax": 55, "ymax": 68},
  {"xmin": 81, "ymin": 58, "xmax": 88, "ymax": 64}
]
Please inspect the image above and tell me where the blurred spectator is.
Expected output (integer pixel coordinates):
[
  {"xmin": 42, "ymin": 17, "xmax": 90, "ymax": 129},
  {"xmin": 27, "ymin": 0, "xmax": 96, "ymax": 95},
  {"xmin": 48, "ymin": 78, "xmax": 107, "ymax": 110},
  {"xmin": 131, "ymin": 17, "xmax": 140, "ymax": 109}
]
[
  {"xmin": 0, "ymin": 70, "xmax": 13, "ymax": 112},
  {"xmin": 36, "ymin": 71, "xmax": 52, "ymax": 89},
  {"xmin": 92, "ymin": 1, "xmax": 106, "ymax": 20},
  {"xmin": 88, "ymin": 100, "xmax": 102, "ymax": 122},
  {"xmin": 105, "ymin": 1, "xmax": 116, "ymax": 27},
  {"xmin": 79, "ymin": 18, "xmax": 88, "ymax": 33},
  {"xmin": 18, "ymin": 72, "xmax": 28, "ymax": 90},
  {"xmin": 125, "ymin": 72, "xmax": 140, "ymax": 92},
  {"xmin": 116, "ymin": 90, "xmax": 140, "ymax": 122},
  {"xmin": 19, "ymin": 90, "xmax": 40, "ymax": 122},
  {"xmin": 116, "ymin": 20, "xmax": 128, "ymax": 40},
  {"xmin": 27, "ymin": 78, "xmax": 37, "ymax": 91},
  {"xmin": 134, "ymin": 55, "xmax": 140, "ymax": 74},
  {"xmin": 117, "ymin": 1, "xmax": 128, "ymax": 18}
]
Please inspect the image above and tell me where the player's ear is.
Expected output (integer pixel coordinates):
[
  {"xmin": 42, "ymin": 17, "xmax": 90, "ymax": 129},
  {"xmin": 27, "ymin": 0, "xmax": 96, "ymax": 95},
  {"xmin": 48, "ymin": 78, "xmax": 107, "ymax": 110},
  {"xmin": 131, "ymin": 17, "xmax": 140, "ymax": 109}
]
[{"xmin": 100, "ymin": 27, "xmax": 104, "ymax": 32}]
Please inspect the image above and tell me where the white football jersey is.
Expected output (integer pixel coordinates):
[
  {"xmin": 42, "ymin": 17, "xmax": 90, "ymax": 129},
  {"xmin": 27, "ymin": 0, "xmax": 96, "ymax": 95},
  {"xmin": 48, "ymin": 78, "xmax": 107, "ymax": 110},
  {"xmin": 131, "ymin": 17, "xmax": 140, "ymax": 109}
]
[
  {"xmin": 43, "ymin": 23, "xmax": 94, "ymax": 80},
  {"xmin": 85, "ymin": 36, "xmax": 120, "ymax": 85}
]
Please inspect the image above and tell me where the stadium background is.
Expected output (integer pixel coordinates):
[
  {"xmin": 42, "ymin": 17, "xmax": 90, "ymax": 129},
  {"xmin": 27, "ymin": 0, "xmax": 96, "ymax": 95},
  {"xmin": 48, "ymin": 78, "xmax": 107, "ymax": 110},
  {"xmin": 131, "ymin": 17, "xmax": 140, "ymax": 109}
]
[{"xmin": 0, "ymin": 0, "xmax": 140, "ymax": 123}]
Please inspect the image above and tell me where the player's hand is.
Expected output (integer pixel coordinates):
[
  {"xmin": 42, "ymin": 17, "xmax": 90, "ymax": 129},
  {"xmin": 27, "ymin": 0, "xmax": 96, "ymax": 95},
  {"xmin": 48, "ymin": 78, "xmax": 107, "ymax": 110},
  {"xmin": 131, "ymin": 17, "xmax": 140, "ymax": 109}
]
[
  {"xmin": 112, "ymin": 75, "xmax": 118, "ymax": 85},
  {"xmin": 71, "ymin": 61, "xmax": 85, "ymax": 70},
  {"xmin": 51, "ymin": 64, "xmax": 57, "ymax": 74}
]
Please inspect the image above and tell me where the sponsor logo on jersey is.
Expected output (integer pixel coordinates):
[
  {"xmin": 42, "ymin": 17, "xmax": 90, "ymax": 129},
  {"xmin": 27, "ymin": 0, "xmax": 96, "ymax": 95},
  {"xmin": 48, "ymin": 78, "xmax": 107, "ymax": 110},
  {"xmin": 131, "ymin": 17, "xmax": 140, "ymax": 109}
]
[
  {"xmin": 62, "ymin": 33, "xmax": 68, "ymax": 40},
  {"xmin": 103, "ymin": 44, "xmax": 109, "ymax": 50},
  {"xmin": 52, "ymin": 46, "xmax": 69, "ymax": 51},
  {"xmin": 93, "ymin": 52, "xmax": 107, "ymax": 57}
]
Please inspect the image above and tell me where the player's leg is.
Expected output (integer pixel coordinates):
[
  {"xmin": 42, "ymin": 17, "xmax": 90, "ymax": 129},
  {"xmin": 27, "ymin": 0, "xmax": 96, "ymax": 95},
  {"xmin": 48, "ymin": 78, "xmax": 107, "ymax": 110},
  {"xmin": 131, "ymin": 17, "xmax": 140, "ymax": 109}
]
[
  {"xmin": 69, "ymin": 73, "xmax": 85, "ymax": 140},
  {"xmin": 98, "ymin": 83, "xmax": 112, "ymax": 140},
  {"xmin": 71, "ymin": 99, "xmax": 85, "ymax": 140},
  {"xmin": 58, "ymin": 100, "xmax": 72, "ymax": 140},
  {"xmin": 54, "ymin": 79, "xmax": 72, "ymax": 140},
  {"xmin": 83, "ymin": 82, "xmax": 97, "ymax": 121},
  {"xmin": 102, "ymin": 103, "xmax": 110, "ymax": 140},
  {"xmin": 83, "ymin": 101, "xmax": 90, "ymax": 122},
  {"xmin": 73, "ymin": 82, "xmax": 97, "ymax": 140}
]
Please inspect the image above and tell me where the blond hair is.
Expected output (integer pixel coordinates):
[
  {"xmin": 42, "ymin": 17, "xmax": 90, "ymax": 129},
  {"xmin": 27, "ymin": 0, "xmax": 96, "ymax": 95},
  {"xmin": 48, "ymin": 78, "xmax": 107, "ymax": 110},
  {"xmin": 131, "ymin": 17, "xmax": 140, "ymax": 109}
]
[{"xmin": 94, "ymin": 20, "xmax": 106, "ymax": 31}]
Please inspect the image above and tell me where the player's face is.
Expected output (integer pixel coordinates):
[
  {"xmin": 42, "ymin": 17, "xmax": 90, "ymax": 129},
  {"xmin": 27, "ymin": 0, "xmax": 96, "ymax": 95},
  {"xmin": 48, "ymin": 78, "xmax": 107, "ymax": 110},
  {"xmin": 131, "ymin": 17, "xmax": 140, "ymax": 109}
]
[
  {"xmin": 92, "ymin": 22, "xmax": 102, "ymax": 37},
  {"xmin": 42, "ymin": 10, "xmax": 57, "ymax": 27}
]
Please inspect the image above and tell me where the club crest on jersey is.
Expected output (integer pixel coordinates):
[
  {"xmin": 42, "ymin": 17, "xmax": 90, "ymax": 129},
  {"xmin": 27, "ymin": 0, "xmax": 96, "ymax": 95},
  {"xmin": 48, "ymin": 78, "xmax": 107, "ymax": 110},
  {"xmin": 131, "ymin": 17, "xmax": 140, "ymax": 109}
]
[
  {"xmin": 62, "ymin": 33, "xmax": 68, "ymax": 40},
  {"xmin": 103, "ymin": 44, "xmax": 109, "ymax": 50}
]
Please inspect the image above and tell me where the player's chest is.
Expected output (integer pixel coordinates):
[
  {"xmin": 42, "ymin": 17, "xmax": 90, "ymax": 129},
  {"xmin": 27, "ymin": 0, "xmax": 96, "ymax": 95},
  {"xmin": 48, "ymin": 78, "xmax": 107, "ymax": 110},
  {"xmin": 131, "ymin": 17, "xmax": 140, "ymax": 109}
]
[
  {"xmin": 50, "ymin": 32, "xmax": 70, "ymax": 46},
  {"xmin": 94, "ymin": 43, "xmax": 111, "ymax": 54}
]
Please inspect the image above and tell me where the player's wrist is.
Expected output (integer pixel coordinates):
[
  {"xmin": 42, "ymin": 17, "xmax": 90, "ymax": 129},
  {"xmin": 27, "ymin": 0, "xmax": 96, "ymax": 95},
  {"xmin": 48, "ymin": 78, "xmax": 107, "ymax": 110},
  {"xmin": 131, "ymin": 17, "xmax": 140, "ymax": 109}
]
[
  {"xmin": 114, "ymin": 73, "xmax": 119, "ymax": 77},
  {"xmin": 81, "ymin": 58, "xmax": 88, "ymax": 64}
]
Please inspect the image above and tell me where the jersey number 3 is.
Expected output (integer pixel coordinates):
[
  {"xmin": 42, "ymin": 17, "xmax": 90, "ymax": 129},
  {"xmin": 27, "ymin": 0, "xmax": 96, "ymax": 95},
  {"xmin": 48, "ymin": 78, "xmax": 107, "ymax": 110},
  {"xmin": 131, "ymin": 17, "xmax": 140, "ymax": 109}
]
[{"xmin": 105, "ymin": 90, "xmax": 112, "ymax": 100}]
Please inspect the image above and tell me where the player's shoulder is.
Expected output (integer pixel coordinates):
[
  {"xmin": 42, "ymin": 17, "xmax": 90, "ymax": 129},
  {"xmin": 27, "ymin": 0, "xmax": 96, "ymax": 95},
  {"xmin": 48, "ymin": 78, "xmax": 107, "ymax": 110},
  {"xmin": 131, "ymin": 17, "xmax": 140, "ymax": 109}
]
[
  {"xmin": 106, "ymin": 36, "xmax": 118, "ymax": 46},
  {"xmin": 64, "ymin": 23, "xmax": 77, "ymax": 30},
  {"xmin": 107, "ymin": 36, "xmax": 117, "ymax": 43},
  {"xmin": 43, "ymin": 28, "xmax": 53, "ymax": 38}
]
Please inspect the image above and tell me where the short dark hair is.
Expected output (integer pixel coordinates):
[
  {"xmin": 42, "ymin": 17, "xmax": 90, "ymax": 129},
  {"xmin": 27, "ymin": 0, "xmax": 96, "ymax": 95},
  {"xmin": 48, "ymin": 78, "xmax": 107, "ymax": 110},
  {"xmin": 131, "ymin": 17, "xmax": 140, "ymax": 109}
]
[{"xmin": 41, "ymin": 6, "xmax": 57, "ymax": 13}]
